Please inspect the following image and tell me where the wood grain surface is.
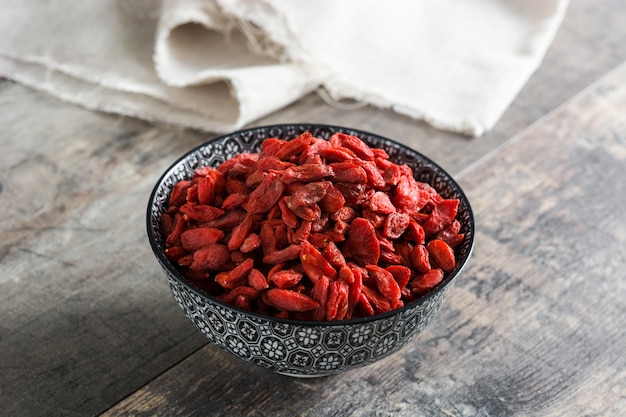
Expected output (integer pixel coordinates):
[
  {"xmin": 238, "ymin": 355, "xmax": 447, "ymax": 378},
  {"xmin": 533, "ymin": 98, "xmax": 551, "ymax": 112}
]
[
  {"xmin": 1, "ymin": 1, "xmax": 625, "ymax": 416},
  {"xmin": 100, "ymin": 62, "xmax": 626, "ymax": 417}
]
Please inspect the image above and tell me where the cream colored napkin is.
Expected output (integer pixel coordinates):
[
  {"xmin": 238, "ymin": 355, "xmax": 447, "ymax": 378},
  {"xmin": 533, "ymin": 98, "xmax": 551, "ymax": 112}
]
[{"xmin": 0, "ymin": 0, "xmax": 568, "ymax": 136}]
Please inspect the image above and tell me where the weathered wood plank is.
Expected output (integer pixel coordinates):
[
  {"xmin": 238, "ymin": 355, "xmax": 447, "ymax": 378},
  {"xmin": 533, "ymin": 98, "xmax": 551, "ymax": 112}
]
[
  {"xmin": 0, "ymin": 88, "xmax": 211, "ymax": 416},
  {"xmin": 102, "ymin": 62, "xmax": 626, "ymax": 417}
]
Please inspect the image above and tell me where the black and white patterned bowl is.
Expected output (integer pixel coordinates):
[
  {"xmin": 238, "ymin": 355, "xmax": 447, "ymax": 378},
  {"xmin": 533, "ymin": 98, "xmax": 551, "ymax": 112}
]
[{"xmin": 146, "ymin": 124, "xmax": 474, "ymax": 377}]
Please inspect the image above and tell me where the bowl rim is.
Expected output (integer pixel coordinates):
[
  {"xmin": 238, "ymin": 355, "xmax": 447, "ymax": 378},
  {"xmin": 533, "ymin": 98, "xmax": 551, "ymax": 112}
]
[{"xmin": 147, "ymin": 123, "xmax": 475, "ymax": 327}]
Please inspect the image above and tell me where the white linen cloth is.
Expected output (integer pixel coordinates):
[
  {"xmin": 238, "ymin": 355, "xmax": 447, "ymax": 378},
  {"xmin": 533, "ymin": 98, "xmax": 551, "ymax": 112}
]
[{"xmin": 0, "ymin": 0, "xmax": 568, "ymax": 136}]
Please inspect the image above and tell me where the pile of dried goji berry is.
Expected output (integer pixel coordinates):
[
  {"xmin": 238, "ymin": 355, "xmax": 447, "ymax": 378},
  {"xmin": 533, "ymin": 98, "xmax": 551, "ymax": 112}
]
[{"xmin": 161, "ymin": 132, "xmax": 464, "ymax": 321}]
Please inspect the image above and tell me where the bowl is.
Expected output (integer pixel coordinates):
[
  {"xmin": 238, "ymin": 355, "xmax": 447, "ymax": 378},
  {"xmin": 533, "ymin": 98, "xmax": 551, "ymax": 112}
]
[{"xmin": 146, "ymin": 123, "xmax": 474, "ymax": 377}]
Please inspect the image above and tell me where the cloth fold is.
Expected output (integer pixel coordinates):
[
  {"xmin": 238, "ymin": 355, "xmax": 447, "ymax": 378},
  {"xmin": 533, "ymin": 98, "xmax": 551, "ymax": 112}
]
[{"xmin": 0, "ymin": 0, "xmax": 568, "ymax": 136}]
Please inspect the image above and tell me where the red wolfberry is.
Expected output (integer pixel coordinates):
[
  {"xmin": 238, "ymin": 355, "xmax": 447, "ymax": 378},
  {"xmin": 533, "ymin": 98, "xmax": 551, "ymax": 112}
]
[
  {"xmin": 347, "ymin": 218, "xmax": 380, "ymax": 267},
  {"xmin": 189, "ymin": 244, "xmax": 231, "ymax": 271},
  {"xmin": 262, "ymin": 244, "xmax": 302, "ymax": 264},
  {"xmin": 423, "ymin": 199, "xmax": 459, "ymax": 236},
  {"xmin": 332, "ymin": 133, "xmax": 375, "ymax": 161},
  {"xmin": 179, "ymin": 204, "xmax": 225, "ymax": 223},
  {"xmin": 410, "ymin": 268, "xmax": 444, "ymax": 294},
  {"xmin": 270, "ymin": 269, "xmax": 303, "ymax": 289},
  {"xmin": 265, "ymin": 289, "xmax": 320, "ymax": 312},
  {"xmin": 242, "ymin": 172, "xmax": 285, "ymax": 214},
  {"xmin": 248, "ymin": 268, "xmax": 269, "ymax": 291},
  {"xmin": 215, "ymin": 258, "xmax": 254, "ymax": 289},
  {"xmin": 239, "ymin": 233, "xmax": 261, "ymax": 253},
  {"xmin": 181, "ymin": 228, "xmax": 225, "ymax": 251},
  {"xmin": 169, "ymin": 180, "xmax": 192, "ymax": 207},
  {"xmin": 383, "ymin": 212, "xmax": 410, "ymax": 239},
  {"xmin": 365, "ymin": 265, "xmax": 402, "ymax": 302},
  {"xmin": 311, "ymin": 276, "xmax": 330, "ymax": 321},
  {"xmin": 300, "ymin": 241, "xmax": 337, "ymax": 284},
  {"xmin": 410, "ymin": 244, "xmax": 432, "ymax": 273},
  {"xmin": 426, "ymin": 239, "xmax": 456, "ymax": 272}
]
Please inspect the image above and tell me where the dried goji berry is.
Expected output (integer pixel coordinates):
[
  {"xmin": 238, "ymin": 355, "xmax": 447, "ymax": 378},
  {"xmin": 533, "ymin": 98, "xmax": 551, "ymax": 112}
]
[
  {"xmin": 256, "ymin": 155, "xmax": 294, "ymax": 172},
  {"xmin": 262, "ymin": 244, "xmax": 301, "ymax": 264},
  {"xmin": 280, "ymin": 164, "xmax": 334, "ymax": 184},
  {"xmin": 265, "ymin": 289, "xmax": 320, "ymax": 312},
  {"xmin": 259, "ymin": 222, "xmax": 279, "ymax": 256},
  {"xmin": 333, "ymin": 219, "xmax": 349, "ymax": 235},
  {"xmin": 392, "ymin": 176, "xmax": 431, "ymax": 214},
  {"xmin": 365, "ymin": 265, "xmax": 401, "ymax": 301},
  {"xmin": 240, "ymin": 233, "xmax": 261, "ymax": 253},
  {"xmin": 221, "ymin": 193, "xmax": 247, "ymax": 211},
  {"xmin": 436, "ymin": 219, "xmax": 464, "ymax": 248},
  {"xmin": 426, "ymin": 239, "xmax": 456, "ymax": 272},
  {"xmin": 270, "ymin": 269, "xmax": 303, "ymax": 289},
  {"xmin": 358, "ymin": 160, "xmax": 386, "ymax": 189},
  {"xmin": 330, "ymin": 206, "xmax": 356, "ymax": 223},
  {"xmin": 383, "ymin": 212, "xmax": 410, "ymax": 239},
  {"xmin": 375, "ymin": 157, "xmax": 402, "ymax": 186},
  {"xmin": 230, "ymin": 250, "xmax": 246, "ymax": 264},
  {"xmin": 300, "ymin": 241, "xmax": 337, "ymax": 284},
  {"xmin": 189, "ymin": 244, "xmax": 231, "ymax": 271},
  {"xmin": 311, "ymin": 275, "xmax": 330, "ymax": 321},
  {"xmin": 346, "ymin": 217, "xmax": 380, "ymax": 267},
  {"xmin": 164, "ymin": 246, "xmax": 187, "ymax": 262},
  {"xmin": 329, "ymin": 162, "xmax": 367, "ymax": 184},
  {"xmin": 217, "ymin": 152, "xmax": 258, "ymax": 175},
  {"xmin": 165, "ymin": 213, "xmax": 186, "ymax": 248},
  {"xmin": 215, "ymin": 258, "xmax": 254, "ymax": 289},
  {"xmin": 242, "ymin": 172, "xmax": 285, "ymax": 214},
  {"xmin": 227, "ymin": 212, "xmax": 254, "ymax": 251},
  {"xmin": 326, "ymin": 280, "xmax": 349, "ymax": 321},
  {"xmin": 225, "ymin": 177, "xmax": 247, "ymax": 195},
  {"xmin": 179, "ymin": 204, "xmax": 225, "ymax": 223},
  {"xmin": 248, "ymin": 268, "xmax": 269, "ymax": 291},
  {"xmin": 293, "ymin": 220, "xmax": 312, "ymax": 244},
  {"xmin": 410, "ymin": 244, "xmax": 431, "ymax": 273},
  {"xmin": 332, "ymin": 133, "xmax": 375, "ymax": 161},
  {"xmin": 319, "ymin": 146, "xmax": 357, "ymax": 162},
  {"xmin": 368, "ymin": 191, "xmax": 396, "ymax": 214},
  {"xmin": 289, "ymin": 203, "xmax": 321, "ymax": 222},
  {"xmin": 197, "ymin": 175, "xmax": 215, "ymax": 206},
  {"xmin": 410, "ymin": 268, "xmax": 444, "ymax": 294},
  {"xmin": 380, "ymin": 249, "xmax": 402, "ymax": 265},
  {"xmin": 405, "ymin": 219, "xmax": 426, "ymax": 245},
  {"xmin": 181, "ymin": 227, "xmax": 225, "ymax": 251},
  {"xmin": 169, "ymin": 180, "xmax": 192, "ymax": 207},
  {"xmin": 274, "ymin": 132, "xmax": 314, "ymax": 161},
  {"xmin": 260, "ymin": 137, "xmax": 286, "ymax": 157},
  {"xmin": 346, "ymin": 265, "xmax": 363, "ymax": 318},
  {"xmin": 287, "ymin": 181, "xmax": 332, "ymax": 208},
  {"xmin": 318, "ymin": 186, "xmax": 345, "ymax": 213},
  {"xmin": 361, "ymin": 286, "xmax": 391, "ymax": 313},
  {"xmin": 244, "ymin": 170, "xmax": 266, "ymax": 188},
  {"xmin": 216, "ymin": 285, "xmax": 259, "ymax": 304},
  {"xmin": 311, "ymin": 213, "xmax": 330, "ymax": 233},
  {"xmin": 423, "ymin": 199, "xmax": 459, "ymax": 236},
  {"xmin": 386, "ymin": 265, "xmax": 412, "ymax": 288},
  {"xmin": 362, "ymin": 208, "xmax": 387, "ymax": 229},
  {"xmin": 199, "ymin": 211, "xmax": 243, "ymax": 231},
  {"xmin": 278, "ymin": 198, "xmax": 298, "ymax": 229},
  {"xmin": 357, "ymin": 292, "xmax": 375, "ymax": 317},
  {"xmin": 323, "ymin": 241, "xmax": 346, "ymax": 268}
]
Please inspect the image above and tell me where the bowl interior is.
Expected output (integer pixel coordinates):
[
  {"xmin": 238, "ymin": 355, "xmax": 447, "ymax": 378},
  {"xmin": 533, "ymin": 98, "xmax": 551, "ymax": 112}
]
[{"xmin": 147, "ymin": 124, "xmax": 475, "ymax": 325}]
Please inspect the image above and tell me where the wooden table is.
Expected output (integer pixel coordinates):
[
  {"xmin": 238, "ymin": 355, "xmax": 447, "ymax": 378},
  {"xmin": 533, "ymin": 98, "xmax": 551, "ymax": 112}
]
[{"xmin": 2, "ymin": 1, "xmax": 625, "ymax": 416}]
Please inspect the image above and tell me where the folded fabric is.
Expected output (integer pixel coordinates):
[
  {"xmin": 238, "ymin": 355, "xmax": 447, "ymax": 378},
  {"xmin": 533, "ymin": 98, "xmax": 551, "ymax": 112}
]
[{"xmin": 0, "ymin": 0, "xmax": 568, "ymax": 136}]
